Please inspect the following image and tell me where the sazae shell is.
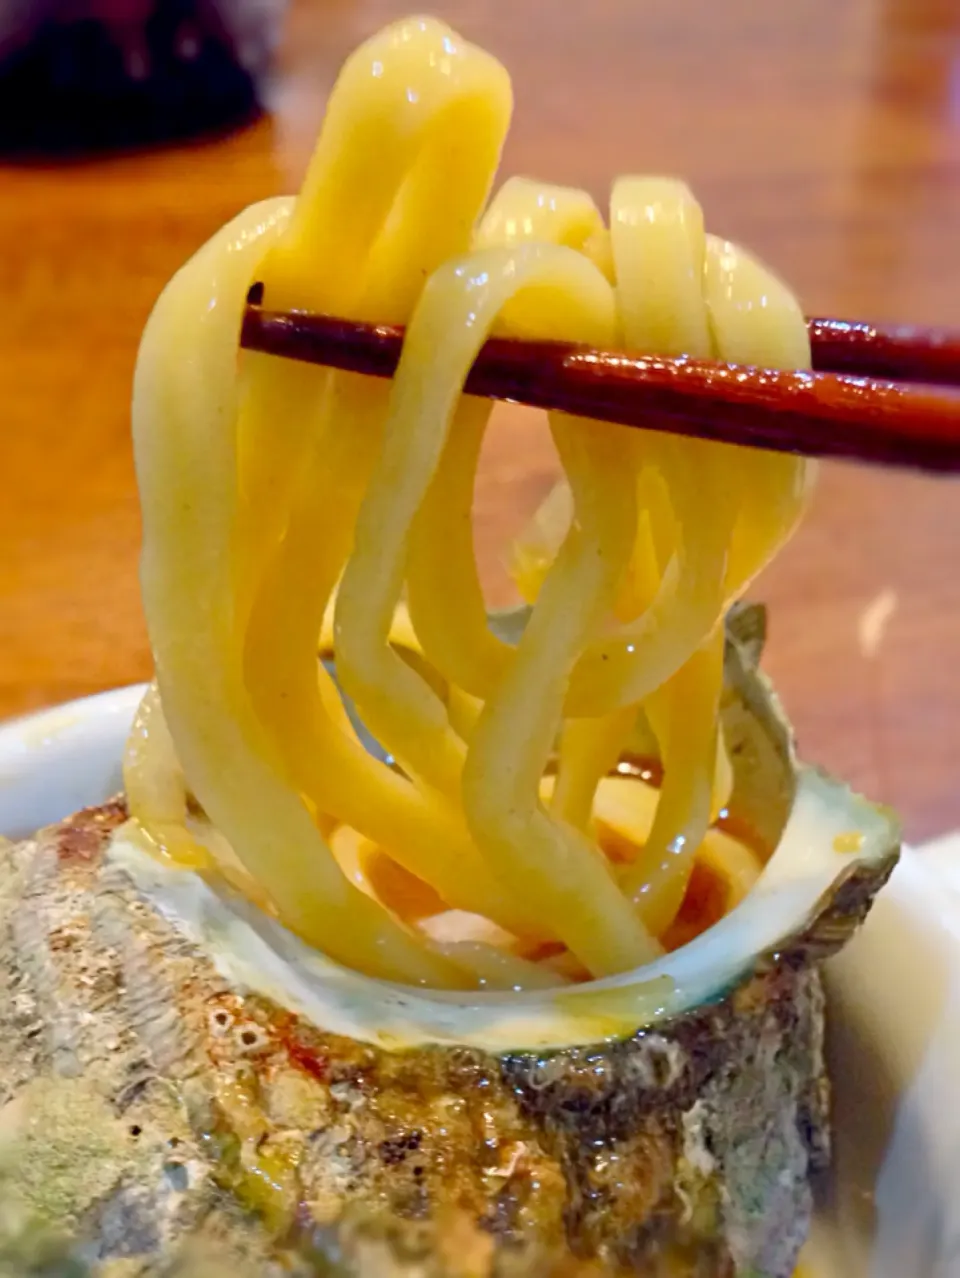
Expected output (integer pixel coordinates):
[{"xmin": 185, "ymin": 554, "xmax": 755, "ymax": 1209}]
[{"xmin": 0, "ymin": 606, "xmax": 898, "ymax": 1277}]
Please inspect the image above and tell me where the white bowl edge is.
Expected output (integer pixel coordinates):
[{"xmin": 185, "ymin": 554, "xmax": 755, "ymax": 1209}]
[{"xmin": 0, "ymin": 683, "xmax": 146, "ymax": 841}]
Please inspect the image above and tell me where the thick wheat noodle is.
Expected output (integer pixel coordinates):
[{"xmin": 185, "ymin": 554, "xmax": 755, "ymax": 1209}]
[{"xmin": 129, "ymin": 15, "xmax": 809, "ymax": 989}]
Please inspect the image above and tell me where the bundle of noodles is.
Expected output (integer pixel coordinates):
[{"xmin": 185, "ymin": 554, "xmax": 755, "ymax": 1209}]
[{"xmin": 0, "ymin": 16, "xmax": 898, "ymax": 1278}]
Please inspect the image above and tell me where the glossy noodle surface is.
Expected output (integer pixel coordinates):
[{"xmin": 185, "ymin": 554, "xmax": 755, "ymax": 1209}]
[{"xmin": 129, "ymin": 16, "xmax": 812, "ymax": 990}]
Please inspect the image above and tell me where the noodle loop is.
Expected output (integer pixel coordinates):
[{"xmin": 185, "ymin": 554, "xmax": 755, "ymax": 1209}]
[{"xmin": 130, "ymin": 16, "xmax": 811, "ymax": 989}]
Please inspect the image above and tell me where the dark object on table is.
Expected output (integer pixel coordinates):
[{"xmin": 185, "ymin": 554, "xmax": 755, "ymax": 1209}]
[{"xmin": 0, "ymin": 0, "xmax": 284, "ymax": 155}]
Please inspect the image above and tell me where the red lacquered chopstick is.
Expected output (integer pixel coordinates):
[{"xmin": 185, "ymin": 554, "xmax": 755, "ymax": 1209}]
[
  {"xmin": 240, "ymin": 305, "xmax": 960, "ymax": 476},
  {"xmin": 807, "ymin": 318, "xmax": 960, "ymax": 387}
]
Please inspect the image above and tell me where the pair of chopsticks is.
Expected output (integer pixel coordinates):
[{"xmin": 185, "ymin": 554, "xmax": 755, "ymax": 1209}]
[{"xmin": 240, "ymin": 294, "xmax": 960, "ymax": 475}]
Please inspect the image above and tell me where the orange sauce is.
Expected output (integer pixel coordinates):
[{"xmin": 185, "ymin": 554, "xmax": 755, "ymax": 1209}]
[{"xmin": 334, "ymin": 755, "xmax": 769, "ymax": 976}]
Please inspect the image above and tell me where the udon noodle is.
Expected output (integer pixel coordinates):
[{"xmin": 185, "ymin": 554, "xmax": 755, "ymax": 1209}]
[{"xmin": 127, "ymin": 16, "xmax": 813, "ymax": 990}]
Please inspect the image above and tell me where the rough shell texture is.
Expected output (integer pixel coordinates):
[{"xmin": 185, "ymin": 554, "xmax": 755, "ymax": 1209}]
[
  {"xmin": 0, "ymin": 607, "xmax": 898, "ymax": 1277},
  {"xmin": 0, "ymin": 801, "xmax": 828, "ymax": 1278}
]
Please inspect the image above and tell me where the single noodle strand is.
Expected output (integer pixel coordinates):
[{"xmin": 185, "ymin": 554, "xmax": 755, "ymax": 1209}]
[{"xmin": 132, "ymin": 200, "xmax": 462, "ymax": 986}]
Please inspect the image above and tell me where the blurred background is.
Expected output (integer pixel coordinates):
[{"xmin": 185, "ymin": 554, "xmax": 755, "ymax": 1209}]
[{"xmin": 0, "ymin": 0, "xmax": 957, "ymax": 838}]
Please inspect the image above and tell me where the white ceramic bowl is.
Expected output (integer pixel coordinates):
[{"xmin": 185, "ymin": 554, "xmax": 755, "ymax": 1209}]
[{"xmin": 0, "ymin": 686, "xmax": 954, "ymax": 1277}]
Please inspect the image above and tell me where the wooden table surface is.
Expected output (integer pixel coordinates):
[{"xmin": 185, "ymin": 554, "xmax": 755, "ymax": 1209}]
[{"xmin": 1, "ymin": 0, "xmax": 957, "ymax": 840}]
